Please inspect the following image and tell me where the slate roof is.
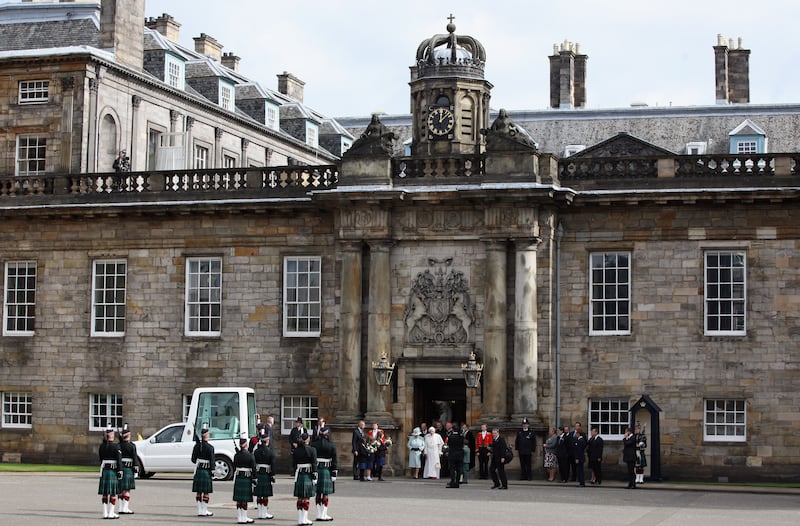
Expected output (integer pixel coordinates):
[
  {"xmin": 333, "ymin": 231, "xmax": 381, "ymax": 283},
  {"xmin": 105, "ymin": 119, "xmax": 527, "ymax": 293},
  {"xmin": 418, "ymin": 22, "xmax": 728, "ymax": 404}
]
[{"xmin": 0, "ymin": 19, "xmax": 99, "ymax": 51}]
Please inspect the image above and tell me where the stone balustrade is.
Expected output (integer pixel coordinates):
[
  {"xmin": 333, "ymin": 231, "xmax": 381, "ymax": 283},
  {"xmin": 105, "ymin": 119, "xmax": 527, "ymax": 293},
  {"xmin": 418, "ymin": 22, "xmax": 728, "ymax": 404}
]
[{"xmin": 392, "ymin": 156, "xmax": 484, "ymax": 180}]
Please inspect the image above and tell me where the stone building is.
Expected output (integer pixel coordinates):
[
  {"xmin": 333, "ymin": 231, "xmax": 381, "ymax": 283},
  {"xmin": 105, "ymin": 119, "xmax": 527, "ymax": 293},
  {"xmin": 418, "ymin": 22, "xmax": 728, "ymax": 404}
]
[{"xmin": 0, "ymin": 2, "xmax": 799, "ymax": 482}]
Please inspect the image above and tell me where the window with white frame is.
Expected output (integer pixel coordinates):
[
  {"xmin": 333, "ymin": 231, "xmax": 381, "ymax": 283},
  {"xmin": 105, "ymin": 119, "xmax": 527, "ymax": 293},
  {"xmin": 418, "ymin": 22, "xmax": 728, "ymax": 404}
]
[
  {"xmin": 704, "ymin": 399, "xmax": 746, "ymax": 442},
  {"xmin": 220, "ymin": 85, "xmax": 233, "ymax": 111},
  {"xmin": 166, "ymin": 57, "xmax": 184, "ymax": 90},
  {"xmin": 194, "ymin": 144, "xmax": 209, "ymax": 169},
  {"xmin": 283, "ymin": 256, "xmax": 321, "ymax": 337},
  {"xmin": 736, "ymin": 141, "xmax": 757, "ymax": 155},
  {"xmin": 16, "ymin": 136, "xmax": 47, "ymax": 176},
  {"xmin": 280, "ymin": 395, "xmax": 318, "ymax": 435},
  {"xmin": 686, "ymin": 141, "xmax": 707, "ymax": 155},
  {"xmin": 19, "ymin": 80, "xmax": 49, "ymax": 104},
  {"xmin": 223, "ymin": 154, "xmax": 236, "ymax": 168},
  {"xmin": 705, "ymin": 250, "xmax": 746, "ymax": 335},
  {"xmin": 589, "ymin": 252, "xmax": 631, "ymax": 335},
  {"xmin": 588, "ymin": 398, "xmax": 629, "ymax": 440},
  {"xmin": 92, "ymin": 259, "xmax": 127, "ymax": 337},
  {"xmin": 306, "ymin": 124, "xmax": 318, "ymax": 148},
  {"xmin": 3, "ymin": 261, "xmax": 37, "ymax": 336},
  {"xmin": 266, "ymin": 105, "xmax": 279, "ymax": 130},
  {"xmin": 185, "ymin": 257, "xmax": 222, "ymax": 336},
  {"xmin": 90, "ymin": 393, "xmax": 123, "ymax": 431},
  {"xmin": 2, "ymin": 392, "xmax": 32, "ymax": 429}
]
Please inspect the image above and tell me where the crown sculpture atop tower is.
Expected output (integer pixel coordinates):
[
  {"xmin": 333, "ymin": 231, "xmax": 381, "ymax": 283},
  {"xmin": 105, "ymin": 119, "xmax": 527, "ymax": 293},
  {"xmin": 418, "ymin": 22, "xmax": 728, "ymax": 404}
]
[{"xmin": 414, "ymin": 14, "xmax": 486, "ymax": 79}]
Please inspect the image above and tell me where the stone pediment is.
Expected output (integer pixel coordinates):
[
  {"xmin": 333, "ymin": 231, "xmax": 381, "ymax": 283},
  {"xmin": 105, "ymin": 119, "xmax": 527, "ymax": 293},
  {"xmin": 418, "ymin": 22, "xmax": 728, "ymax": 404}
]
[{"xmin": 568, "ymin": 132, "xmax": 675, "ymax": 158}]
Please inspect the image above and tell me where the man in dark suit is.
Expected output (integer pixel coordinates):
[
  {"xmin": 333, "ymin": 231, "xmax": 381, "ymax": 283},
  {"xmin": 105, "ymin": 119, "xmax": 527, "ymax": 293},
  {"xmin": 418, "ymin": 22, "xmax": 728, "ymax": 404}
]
[
  {"xmin": 351, "ymin": 420, "xmax": 366, "ymax": 480},
  {"xmin": 489, "ymin": 428, "xmax": 508, "ymax": 490},
  {"xmin": 572, "ymin": 423, "xmax": 587, "ymax": 487},
  {"xmin": 289, "ymin": 416, "xmax": 305, "ymax": 449},
  {"xmin": 587, "ymin": 427, "xmax": 604, "ymax": 484},
  {"xmin": 515, "ymin": 418, "xmax": 536, "ymax": 480},
  {"xmin": 460, "ymin": 422, "xmax": 474, "ymax": 482},
  {"xmin": 555, "ymin": 426, "xmax": 569, "ymax": 483},
  {"xmin": 622, "ymin": 426, "xmax": 637, "ymax": 489},
  {"xmin": 445, "ymin": 423, "xmax": 465, "ymax": 488}
]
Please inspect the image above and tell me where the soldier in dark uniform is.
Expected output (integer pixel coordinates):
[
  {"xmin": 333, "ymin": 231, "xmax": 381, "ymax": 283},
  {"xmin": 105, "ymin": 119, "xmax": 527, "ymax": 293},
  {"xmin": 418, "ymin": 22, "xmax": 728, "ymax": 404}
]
[
  {"xmin": 292, "ymin": 432, "xmax": 317, "ymax": 526},
  {"xmin": 489, "ymin": 428, "xmax": 508, "ymax": 490},
  {"xmin": 98, "ymin": 423, "xmax": 123, "ymax": 519},
  {"xmin": 310, "ymin": 426, "xmax": 337, "ymax": 521},
  {"xmin": 191, "ymin": 425, "xmax": 215, "ymax": 517},
  {"xmin": 253, "ymin": 429, "xmax": 276, "ymax": 520},
  {"xmin": 445, "ymin": 423, "xmax": 465, "ymax": 488},
  {"xmin": 515, "ymin": 418, "xmax": 536, "ymax": 480},
  {"xmin": 233, "ymin": 435, "xmax": 256, "ymax": 524},
  {"xmin": 117, "ymin": 423, "xmax": 139, "ymax": 515}
]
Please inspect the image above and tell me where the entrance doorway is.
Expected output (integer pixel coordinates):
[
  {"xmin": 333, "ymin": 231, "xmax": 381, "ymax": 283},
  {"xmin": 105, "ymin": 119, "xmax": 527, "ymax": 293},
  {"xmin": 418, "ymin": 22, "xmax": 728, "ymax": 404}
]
[{"xmin": 414, "ymin": 378, "xmax": 467, "ymax": 427}]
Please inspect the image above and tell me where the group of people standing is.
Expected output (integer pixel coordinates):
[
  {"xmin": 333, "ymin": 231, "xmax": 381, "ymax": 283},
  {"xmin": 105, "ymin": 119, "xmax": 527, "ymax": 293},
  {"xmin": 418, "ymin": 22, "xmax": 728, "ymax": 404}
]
[
  {"xmin": 97, "ymin": 423, "xmax": 139, "ymax": 519},
  {"xmin": 350, "ymin": 421, "xmax": 393, "ymax": 482}
]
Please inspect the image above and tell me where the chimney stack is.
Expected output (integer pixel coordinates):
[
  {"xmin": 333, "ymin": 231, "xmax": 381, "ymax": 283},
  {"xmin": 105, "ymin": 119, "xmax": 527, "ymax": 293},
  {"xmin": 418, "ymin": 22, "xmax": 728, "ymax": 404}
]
[
  {"xmin": 221, "ymin": 52, "xmax": 240, "ymax": 72},
  {"xmin": 277, "ymin": 72, "xmax": 305, "ymax": 103},
  {"xmin": 99, "ymin": 0, "xmax": 145, "ymax": 71},
  {"xmin": 145, "ymin": 13, "xmax": 181, "ymax": 42},
  {"xmin": 714, "ymin": 34, "xmax": 750, "ymax": 104},
  {"xmin": 549, "ymin": 40, "xmax": 587, "ymax": 109},
  {"xmin": 193, "ymin": 33, "xmax": 223, "ymax": 61}
]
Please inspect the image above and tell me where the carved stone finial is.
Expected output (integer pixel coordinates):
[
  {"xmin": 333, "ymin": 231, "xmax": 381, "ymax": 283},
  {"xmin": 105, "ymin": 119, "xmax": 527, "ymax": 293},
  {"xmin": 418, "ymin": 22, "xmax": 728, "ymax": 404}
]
[{"xmin": 482, "ymin": 109, "xmax": 538, "ymax": 152}]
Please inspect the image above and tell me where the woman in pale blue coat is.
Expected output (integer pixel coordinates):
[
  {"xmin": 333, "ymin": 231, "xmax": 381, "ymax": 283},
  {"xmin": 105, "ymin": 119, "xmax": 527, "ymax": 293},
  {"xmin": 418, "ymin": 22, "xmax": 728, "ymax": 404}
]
[{"xmin": 407, "ymin": 427, "xmax": 425, "ymax": 479}]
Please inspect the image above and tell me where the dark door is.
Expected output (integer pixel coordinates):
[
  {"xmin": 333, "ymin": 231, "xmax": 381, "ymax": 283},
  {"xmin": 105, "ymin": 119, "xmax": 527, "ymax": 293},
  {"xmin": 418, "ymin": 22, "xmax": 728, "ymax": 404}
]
[{"xmin": 414, "ymin": 378, "xmax": 467, "ymax": 427}]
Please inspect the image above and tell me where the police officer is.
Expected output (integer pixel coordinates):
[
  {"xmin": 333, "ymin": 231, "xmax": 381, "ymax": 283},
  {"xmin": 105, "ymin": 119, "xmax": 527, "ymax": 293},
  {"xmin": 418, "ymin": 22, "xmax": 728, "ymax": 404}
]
[
  {"xmin": 310, "ymin": 426, "xmax": 337, "ymax": 521},
  {"xmin": 191, "ymin": 425, "xmax": 215, "ymax": 517},
  {"xmin": 445, "ymin": 422, "xmax": 465, "ymax": 488},
  {"xmin": 98, "ymin": 423, "xmax": 122, "ymax": 519},
  {"xmin": 117, "ymin": 423, "xmax": 139, "ymax": 515},
  {"xmin": 253, "ymin": 429, "xmax": 276, "ymax": 520},
  {"xmin": 515, "ymin": 418, "xmax": 536, "ymax": 480}
]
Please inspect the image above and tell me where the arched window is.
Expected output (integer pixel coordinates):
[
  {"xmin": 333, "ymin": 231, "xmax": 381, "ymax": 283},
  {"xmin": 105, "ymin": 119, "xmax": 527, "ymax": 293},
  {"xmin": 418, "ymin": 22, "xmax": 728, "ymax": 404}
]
[
  {"xmin": 460, "ymin": 95, "xmax": 474, "ymax": 140},
  {"xmin": 99, "ymin": 114, "xmax": 118, "ymax": 172}
]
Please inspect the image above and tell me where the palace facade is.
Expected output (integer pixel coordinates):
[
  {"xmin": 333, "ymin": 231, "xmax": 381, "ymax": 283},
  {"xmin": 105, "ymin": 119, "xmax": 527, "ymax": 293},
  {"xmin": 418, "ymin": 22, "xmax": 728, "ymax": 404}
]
[{"xmin": 0, "ymin": 1, "xmax": 798, "ymax": 481}]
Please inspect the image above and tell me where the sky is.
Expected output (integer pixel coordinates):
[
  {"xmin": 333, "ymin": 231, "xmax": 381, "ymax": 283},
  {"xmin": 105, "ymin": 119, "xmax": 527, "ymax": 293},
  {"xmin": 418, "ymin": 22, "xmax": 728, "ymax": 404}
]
[{"xmin": 142, "ymin": 0, "xmax": 800, "ymax": 119}]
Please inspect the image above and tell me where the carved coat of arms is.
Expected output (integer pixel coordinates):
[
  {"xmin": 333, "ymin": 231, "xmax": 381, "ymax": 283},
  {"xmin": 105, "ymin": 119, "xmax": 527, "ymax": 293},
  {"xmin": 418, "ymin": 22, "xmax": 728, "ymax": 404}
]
[{"xmin": 404, "ymin": 258, "xmax": 474, "ymax": 345}]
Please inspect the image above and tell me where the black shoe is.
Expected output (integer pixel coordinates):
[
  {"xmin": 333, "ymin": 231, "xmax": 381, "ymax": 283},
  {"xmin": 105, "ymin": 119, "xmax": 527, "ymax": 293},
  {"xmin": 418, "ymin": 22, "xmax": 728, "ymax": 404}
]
[
  {"xmin": 579, "ymin": 484, "xmax": 585, "ymax": 487},
  {"xmin": 500, "ymin": 486, "xmax": 508, "ymax": 490},
  {"xmin": 490, "ymin": 485, "xmax": 500, "ymax": 489}
]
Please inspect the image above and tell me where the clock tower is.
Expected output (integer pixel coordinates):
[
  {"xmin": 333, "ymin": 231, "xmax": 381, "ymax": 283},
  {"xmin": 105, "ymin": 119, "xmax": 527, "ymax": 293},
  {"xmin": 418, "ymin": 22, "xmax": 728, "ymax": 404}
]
[{"xmin": 410, "ymin": 16, "xmax": 493, "ymax": 157}]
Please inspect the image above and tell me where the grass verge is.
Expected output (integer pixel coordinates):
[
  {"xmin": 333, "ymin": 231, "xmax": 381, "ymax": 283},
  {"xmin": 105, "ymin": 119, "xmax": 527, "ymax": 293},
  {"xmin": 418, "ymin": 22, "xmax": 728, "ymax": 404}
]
[{"xmin": 0, "ymin": 463, "xmax": 95, "ymax": 473}]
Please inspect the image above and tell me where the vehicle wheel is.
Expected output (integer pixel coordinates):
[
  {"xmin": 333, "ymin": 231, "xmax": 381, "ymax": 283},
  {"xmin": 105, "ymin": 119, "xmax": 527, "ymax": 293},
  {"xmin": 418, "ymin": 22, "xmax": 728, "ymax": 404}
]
[
  {"xmin": 137, "ymin": 458, "xmax": 155, "ymax": 479},
  {"xmin": 213, "ymin": 455, "xmax": 233, "ymax": 481}
]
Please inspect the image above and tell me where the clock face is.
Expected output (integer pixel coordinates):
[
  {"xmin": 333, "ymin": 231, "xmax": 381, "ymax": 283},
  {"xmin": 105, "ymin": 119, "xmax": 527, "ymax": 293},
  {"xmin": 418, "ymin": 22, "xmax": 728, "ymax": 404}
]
[{"xmin": 427, "ymin": 107, "xmax": 455, "ymax": 138}]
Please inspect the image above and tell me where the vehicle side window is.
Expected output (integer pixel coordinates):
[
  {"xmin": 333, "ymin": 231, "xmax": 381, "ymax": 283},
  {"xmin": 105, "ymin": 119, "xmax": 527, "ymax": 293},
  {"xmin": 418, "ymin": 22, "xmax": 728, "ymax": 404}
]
[{"xmin": 156, "ymin": 426, "xmax": 183, "ymax": 443}]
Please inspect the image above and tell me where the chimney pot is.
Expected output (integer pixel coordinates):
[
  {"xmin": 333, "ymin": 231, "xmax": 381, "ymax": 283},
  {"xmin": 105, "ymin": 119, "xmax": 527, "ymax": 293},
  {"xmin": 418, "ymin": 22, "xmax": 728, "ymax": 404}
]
[
  {"xmin": 193, "ymin": 33, "xmax": 223, "ymax": 61},
  {"xmin": 277, "ymin": 72, "xmax": 305, "ymax": 103}
]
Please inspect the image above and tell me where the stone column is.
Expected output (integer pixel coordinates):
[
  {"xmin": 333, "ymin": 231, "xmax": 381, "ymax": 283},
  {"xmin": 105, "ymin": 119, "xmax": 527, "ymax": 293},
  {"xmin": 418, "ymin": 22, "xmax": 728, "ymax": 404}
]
[
  {"xmin": 130, "ymin": 95, "xmax": 141, "ymax": 170},
  {"xmin": 512, "ymin": 238, "xmax": 540, "ymax": 419},
  {"xmin": 336, "ymin": 241, "xmax": 363, "ymax": 422},
  {"xmin": 365, "ymin": 240, "xmax": 393, "ymax": 422},
  {"xmin": 214, "ymin": 127, "xmax": 223, "ymax": 168},
  {"xmin": 87, "ymin": 77, "xmax": 99, "ymax": 172},
  {"xmin": 483, "ymin": 239, "xmax": 508, "ymax": 421}
]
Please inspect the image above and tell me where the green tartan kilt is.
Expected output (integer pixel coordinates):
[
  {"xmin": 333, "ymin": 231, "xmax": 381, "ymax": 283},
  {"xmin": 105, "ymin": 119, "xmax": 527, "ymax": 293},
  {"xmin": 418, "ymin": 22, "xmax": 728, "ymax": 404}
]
[
  {"xmin": 192, "ymin": 469, "xmax": 213, "ymax": 494},
  {"xmin": 253, "ymin": 471, "xmax": 273, "ymax": 498},
  {"xmin": 98, "ymin": 468, "xmax": 119, "ymax": 496},
  {"xmin": 233, "ymin": 474, "xmax": 254, "ymax": 502},
  {"xmin": 119, "ymin": 465, "xmax": 136, "ymax": 491},
  {"xmin": 293, "ymin": 471, "xmax": 314, "ymax": 499},
  {"xmin": 316, "ymin": 467, "xmax": 334, "ymax": 495}
]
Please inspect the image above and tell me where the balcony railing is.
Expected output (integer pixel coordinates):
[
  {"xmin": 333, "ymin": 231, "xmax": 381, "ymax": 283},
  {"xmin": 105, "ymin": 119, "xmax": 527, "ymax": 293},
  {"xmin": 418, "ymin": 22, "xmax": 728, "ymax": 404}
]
[
  {"xmin": 392, "ymin": 156, "xmax": 484, "ymax": 180},
  {"xmin": 0, "ymin": 165, "xmax": 339, "ymax": 198},
  {"xmin": 674, "ymin": 154, "xmax": 797, "ymax": 177}
]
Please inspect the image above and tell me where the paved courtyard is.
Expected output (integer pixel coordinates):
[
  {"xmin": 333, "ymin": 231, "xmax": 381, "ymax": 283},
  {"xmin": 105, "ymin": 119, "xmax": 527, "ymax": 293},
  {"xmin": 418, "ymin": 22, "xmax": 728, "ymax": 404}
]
[{"xmin": 1, "ymin": 473, "xmax": 798, "ymax": 525}]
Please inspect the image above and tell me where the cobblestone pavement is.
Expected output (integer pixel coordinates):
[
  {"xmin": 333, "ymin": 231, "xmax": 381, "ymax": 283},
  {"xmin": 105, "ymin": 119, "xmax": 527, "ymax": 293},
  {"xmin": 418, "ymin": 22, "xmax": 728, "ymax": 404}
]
[{"xmin": 1, "ymin": 473, "xmax": 798, "ymax": 525}]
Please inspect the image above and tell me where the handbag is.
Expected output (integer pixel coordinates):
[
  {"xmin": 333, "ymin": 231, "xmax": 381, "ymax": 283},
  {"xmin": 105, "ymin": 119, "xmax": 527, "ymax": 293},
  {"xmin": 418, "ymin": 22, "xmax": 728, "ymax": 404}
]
[{"xmin": 504, "ymin": 446, "xmax": 514, "ymax": 462}]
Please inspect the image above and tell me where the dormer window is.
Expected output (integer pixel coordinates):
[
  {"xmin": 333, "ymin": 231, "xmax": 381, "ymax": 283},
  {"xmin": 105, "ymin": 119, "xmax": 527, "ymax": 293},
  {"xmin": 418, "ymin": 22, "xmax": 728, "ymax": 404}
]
[
  {"xmin": 729, "ymin": 119, "xmax": 767, "ymax": 155},
  {"xmin": 306, "ymin": 122, "xmax": 319, "ymax": 148},
  {"xmin": 564, "ymin": 144, "xmax": 585, "ymax": 157},
  {"xmin": 266, "ymin": 103, "xmax": 279, "ymax": 131},
  {"xmin": 164, "ymin": 54, "xmax": 185, "ymax": 90},
  {"xmin": 219, "ymin": 83, "xmax": 234, "ymax": 111},
  {"xmin": 686, "ymin": 141, "xmax": 707, "ymax": 155}
]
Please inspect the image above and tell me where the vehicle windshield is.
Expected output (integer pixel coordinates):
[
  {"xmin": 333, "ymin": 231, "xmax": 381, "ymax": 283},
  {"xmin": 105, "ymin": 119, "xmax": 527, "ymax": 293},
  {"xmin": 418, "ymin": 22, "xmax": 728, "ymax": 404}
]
[{"xmin": 195, "ymin": 391, "xmax": 240, "ymax": 440}]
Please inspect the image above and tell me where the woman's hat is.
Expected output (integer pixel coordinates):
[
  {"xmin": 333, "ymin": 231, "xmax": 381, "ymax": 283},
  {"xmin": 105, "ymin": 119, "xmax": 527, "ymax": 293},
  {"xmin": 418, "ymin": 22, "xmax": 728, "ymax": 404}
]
[{"xmin": 412, "ymin": 427, "xmax": 421, "ymax": 436}]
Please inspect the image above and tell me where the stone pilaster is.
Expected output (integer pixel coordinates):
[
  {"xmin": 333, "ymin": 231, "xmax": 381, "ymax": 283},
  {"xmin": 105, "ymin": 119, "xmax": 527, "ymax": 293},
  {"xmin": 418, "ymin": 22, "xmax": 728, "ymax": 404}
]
[
  {"xmin": 512, "ymin": 238, "xmax": 540, "ymax": 419},
  {"xmin": 365, "ymin": 240, "xmax": 394, "ymax": 423},
  {"xmin": 336, "ymin": 241, "xmax": 363, "ymax": 422},
  {"xmin": 87, "ymin": 77, "xmax": 99, "ymax": 172},
  {"xmin": 482, "ymin": 239, "xmax": 508, "ymax": 422}
]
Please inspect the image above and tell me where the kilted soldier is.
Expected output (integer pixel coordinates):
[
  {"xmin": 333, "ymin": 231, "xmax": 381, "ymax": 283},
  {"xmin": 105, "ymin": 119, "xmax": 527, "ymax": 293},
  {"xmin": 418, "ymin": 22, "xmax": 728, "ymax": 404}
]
[
  {"xmin": 253, "ymin": 429, "xmax": 276, "ymax": 520},
  {"xmin": 117, "ymin": 423, "xmax": 139, "ymax": 515},
  {"xmin": 233, "ymin": 435, "xmax": 257, "ymax": 524},
  {"xmin": 99, "ymin": 423, "xmax": 123, "ymax": 519},
  {"xmin": 191, "ymin": 425, "xmax": 215, "ymax": 517},
  {"xmin": 291, "ymin": 432, "xmax": 317, "ymax": 526},
  {"xmin": 310, "ymin": 426, "xmax": 337, "ymax": 522}
]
